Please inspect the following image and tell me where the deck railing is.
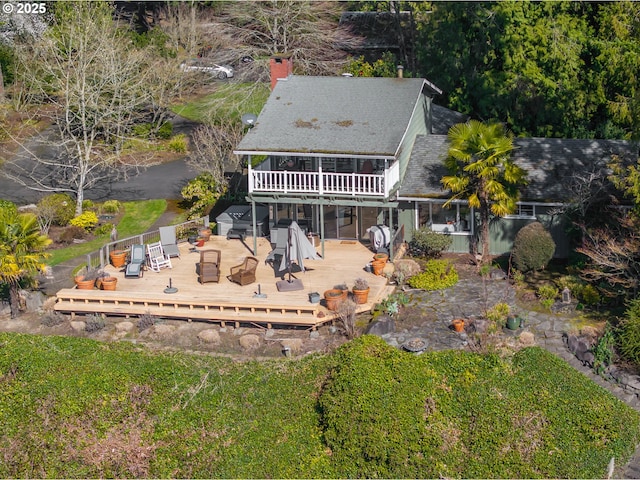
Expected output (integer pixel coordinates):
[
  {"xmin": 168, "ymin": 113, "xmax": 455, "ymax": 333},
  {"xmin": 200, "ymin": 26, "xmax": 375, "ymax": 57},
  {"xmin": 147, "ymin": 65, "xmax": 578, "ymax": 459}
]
[
  {"xmin": 82, "ymin": 217, "xmax": 208, "ymax": 270},
  {"xmin": 248, "ymin": 161, "xmax": 400, "ymax": 198}
]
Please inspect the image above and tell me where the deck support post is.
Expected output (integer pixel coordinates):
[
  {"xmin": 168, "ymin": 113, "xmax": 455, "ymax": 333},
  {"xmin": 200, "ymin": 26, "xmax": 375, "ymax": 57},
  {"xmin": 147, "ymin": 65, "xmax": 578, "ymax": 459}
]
[
  {"xmin": 251, "ymin": 200, "xmax": 258, "ymax": 256},
  {"xmin": 388, "ymin": 205, "xmax": 394, "ymax": 262},
  {"xmin": 320, "ymin": 202, "xmax": 325, "ymax": 258}
]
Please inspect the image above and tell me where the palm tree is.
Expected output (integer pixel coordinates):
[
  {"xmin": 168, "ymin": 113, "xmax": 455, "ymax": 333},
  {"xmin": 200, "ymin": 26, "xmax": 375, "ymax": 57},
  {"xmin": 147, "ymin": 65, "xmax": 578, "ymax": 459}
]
[
  {"xmin": 441, "ymin": 120, "xmax": 527, "ymax": 264},
  {"xmin": 0, "ymin": 210, "xmax": 51, "ymax": 318}
]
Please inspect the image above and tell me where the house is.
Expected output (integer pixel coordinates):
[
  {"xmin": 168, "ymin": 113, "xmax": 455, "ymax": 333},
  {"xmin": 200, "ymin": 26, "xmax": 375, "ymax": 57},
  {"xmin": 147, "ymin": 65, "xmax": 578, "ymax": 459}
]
[
  {"xmin": 234, "ymin": 55, "xmax": 638, "ymax": 259},
  {"xmin": 399, "ymin": 135, "xmax": 638, "ymax": 257},
  {"xmin": 234, "ymin": 54, "xmax": 458, "ymax": 258}
]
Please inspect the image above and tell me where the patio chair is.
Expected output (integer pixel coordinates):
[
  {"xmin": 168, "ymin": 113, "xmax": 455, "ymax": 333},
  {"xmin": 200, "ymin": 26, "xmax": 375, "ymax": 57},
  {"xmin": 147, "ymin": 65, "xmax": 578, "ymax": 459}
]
[
  {"xmin": 228, "ymin": 256, "xmax": 259, "ymax": 286},
  {"xmin": 159, "ymin": 225, "xmax": 181, "ymax": 258},
  {"xmin": 197, "ymin": 249, "xmax": 221, "ymax": 284},
  {"xmin": 124, "ymin": 244, "xmax": 146, "ymax": 278},
  {"xmin": 147, "ymin": 241, "xmax": 172, "ymax": 272}
]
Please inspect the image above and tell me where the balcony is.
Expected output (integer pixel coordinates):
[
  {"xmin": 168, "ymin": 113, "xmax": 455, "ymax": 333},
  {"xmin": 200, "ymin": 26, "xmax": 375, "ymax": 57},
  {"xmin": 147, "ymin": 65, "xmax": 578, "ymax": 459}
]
[{"xmin": 248, "ymin": 162, "xmax": 400, "ymax": 198}]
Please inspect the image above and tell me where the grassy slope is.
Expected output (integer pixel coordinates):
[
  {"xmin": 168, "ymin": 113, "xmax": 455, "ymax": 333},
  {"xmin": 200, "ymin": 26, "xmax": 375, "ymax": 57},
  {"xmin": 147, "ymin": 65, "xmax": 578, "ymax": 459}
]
[
  {"xmin": 0, "ymin": 333, "xmax": 636, "ymax": 478},
  {"xmin": 47, "ymin": 199, "xmax": 167, "ymax": 266}
]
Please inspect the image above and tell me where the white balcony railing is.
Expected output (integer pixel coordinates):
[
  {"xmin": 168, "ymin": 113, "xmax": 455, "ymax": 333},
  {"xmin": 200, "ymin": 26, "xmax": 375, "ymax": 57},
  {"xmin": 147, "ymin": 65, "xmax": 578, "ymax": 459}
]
[{"xmin": 248, "ymin": 162, "xmax": 400, "ymax": 198}]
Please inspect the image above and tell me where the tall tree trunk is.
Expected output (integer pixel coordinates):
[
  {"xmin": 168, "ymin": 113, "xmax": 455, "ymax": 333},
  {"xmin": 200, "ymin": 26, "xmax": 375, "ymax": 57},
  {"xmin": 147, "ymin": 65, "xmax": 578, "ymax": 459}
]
[
  {"xmin": 480, "ymin": 200, "xmax": 490, "ymax": 265},
  {"xmin": 9, "ymin": 284, "xmax": 20, "ymax": 319}
]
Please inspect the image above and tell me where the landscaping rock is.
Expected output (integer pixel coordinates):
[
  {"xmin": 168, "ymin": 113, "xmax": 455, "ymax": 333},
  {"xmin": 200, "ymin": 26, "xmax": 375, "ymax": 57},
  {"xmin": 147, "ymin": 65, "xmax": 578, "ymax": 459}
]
[
  {"xmin": 281, "ymin": 338, "xmax": 303, "ymax": 353},
  {"xmin": 150, "ymin": 324, "xmax": 176, "ymax": 339},
  {"xmin": 365, "ymin": 314, "xmax": 395, "ymax": 336},
  {"xmin": 115, "ymin": 321, "xmax": 134, "ymax": 333},
  {"xmin": 70, "ymin": 321, "xmax": 86, "ymax": 332},
  {"xmin": 519, "ymin": 331, "xmax": 535, "ymax": 346},
  {"xmin": 309, "ymin": 330, "xmax": 320, "ymax": 339},
  {"xmin": 198, "ymin": 329, "xmax": 221, "ymax": 344},
  {"xmin": 21, "ymin": 290, "xmax": 45, "ymax": 313},
  {"xmin": 239, "ymin": 334, "xmax": 260, "ymax": 350}
]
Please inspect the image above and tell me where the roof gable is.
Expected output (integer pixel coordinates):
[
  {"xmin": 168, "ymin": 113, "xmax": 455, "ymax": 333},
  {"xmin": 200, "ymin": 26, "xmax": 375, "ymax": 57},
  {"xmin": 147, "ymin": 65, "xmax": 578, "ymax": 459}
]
[{"xmin": 235, "ymin": 76, "xmax": 439, "ymax": 158}]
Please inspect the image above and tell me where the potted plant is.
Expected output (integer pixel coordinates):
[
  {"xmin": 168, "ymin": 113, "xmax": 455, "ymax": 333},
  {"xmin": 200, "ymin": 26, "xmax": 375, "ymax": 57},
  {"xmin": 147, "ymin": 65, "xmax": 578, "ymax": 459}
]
[
  {"xmin": 74, "ymin": 267, "xmax": 104, "ymax": 290},
  {"xmin": 94, "ymin": 269, "xmax": 111, "ymax": 289},
  {"xmin": 352, "ymin": 278, "xmax": 370, "ymax": 304},
  {"xmin": 100, "ymin": 276, "xmax": 118, "ymax": 291},
  {"xmin": 451, "ymin": 318, "xmax": 465, "ymax": 332},
  {"xmin": 324, "ymin": 289, "xmax": 345, "ymax": 311},
  {"xmin": 109, "ymin": 249, "xmax": 127, "ymax": 268}
]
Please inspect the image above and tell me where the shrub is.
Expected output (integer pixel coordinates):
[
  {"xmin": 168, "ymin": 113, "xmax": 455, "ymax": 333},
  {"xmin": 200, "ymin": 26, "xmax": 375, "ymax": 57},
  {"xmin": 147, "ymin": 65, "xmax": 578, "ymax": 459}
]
[
  {"xmin": 41, "ymin": 311, "xmax": 66, "ymax": 327},
  {"xmin": 133, "ymin": 122, "xmax": 153, "ymax": 138},
  {"xmin": 538, "ymin": 284, "xmax": 558, "ymax": 311},
  {"xmin": 70, "ymin": 211, "xmax": 99, "ymax": 231},
  {"xmin": 101, "ymin": 199, "xmax": 121, "ymax": 214},
  {"xmin": 82, "ymin": 199, "xmax": 95, "ymax": 210},
  {"xmin": 85, "ymin": 314, "xmax": 106, "ymax": 333},
  {"xmin": 0, "ymin": 199, "xmax": 17, "ymax": 217},
  {"xmin": 94, "ymin": 222, "xmax": 114, "ymax": 237},
  {"xmin": 511, "ymin": 222, "xmax": 556, "ymax": 272},
  {"xmin": 592, "ymin": 327, "xmax": 615, "ymax": 375},
  {"xmin": 580, "ymin": 284, "xmax": 601, "ymax": 306},
  {"xmin": 37, "ymin": 193, "xmax": 75, "ymax": 226},
  {"xmin": 617, "ymin": 298, "xmax": 640, "ymax": 366},
  {"xmin": 58, "ymin": 225, "xmax": 87, "ymax": 244},
  {"xmin": 157, "ymin": 121, "xmax": 173, "ymax": 139},
  {"xmin": 408, "ymin": 227, "xmax": 453, "ymax": 258},
  {"xmin": 167, "ymin": 133, "xmax": 188, "ymax": 153},
  {"xmin": 181, "ymin": 172, "xmax": 223, "ymax": 219},
  {"xmin": 486, "ymin": 302, "xmax": 510, "ymax": 323},
  {"xmin": 407, "ymin": 259, "xmax": 458, "ymax": 290},
  {"xmin": 353, "ymin": 278, "xmax": 368, "ymax": 290},
  {"xmin": 336, "ymin": 299, "xmax": 358, "ymax": 339},
  {"xmin": 138, "ymin": 312, "xmax": 158, "ymax": 332}
]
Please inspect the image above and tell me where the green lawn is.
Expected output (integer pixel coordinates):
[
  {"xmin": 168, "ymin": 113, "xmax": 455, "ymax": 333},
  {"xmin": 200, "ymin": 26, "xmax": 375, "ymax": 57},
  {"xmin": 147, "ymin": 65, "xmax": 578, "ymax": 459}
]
[
  {"xmin": 0, "ymin": 333, "xmax": 636, "ymax": 478},
  {"xmin": 171, "ymin": 82, "xmax": 270, "ymax": 124},
  {"xmin": 46, "ymin": 199, "xmax": 168, "ymax": 266}
]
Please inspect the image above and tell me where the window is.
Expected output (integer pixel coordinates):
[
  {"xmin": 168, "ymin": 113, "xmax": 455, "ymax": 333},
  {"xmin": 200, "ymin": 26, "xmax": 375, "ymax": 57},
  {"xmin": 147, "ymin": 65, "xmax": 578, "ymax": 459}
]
[
  {"xmin": 505, "ymin": 204, "xmax": 536, "ymax": 219},
  {"xmin": 418, "ymin": 201, "xmax": 472, "ymax": 234}
]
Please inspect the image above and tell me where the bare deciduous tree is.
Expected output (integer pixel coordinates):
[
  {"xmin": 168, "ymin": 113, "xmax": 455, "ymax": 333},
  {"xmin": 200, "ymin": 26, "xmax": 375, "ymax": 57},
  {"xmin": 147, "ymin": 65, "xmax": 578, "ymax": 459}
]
[{"xmin": 0, "ymin": 2, "xmax": 159, "ymax": 215}]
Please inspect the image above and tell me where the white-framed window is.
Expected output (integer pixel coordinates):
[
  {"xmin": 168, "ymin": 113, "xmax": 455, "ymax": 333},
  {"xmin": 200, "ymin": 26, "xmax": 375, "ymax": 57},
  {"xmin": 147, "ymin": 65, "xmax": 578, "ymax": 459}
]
[
  {"xmin": 417, "ymin": 201, "xmax": 472, "ymax": 235},
  {"xmin": 504, "ymin": 203, "xmax": 537, "ymax": 219}
]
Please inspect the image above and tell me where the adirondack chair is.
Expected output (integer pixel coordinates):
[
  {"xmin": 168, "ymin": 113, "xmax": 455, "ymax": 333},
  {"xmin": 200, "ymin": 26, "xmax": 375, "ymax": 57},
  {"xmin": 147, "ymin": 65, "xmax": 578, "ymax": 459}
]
[
  {"xmin": 147, "ymin": 241, "xmax": 172, "ymax": 272},
  {"xmin": 124, "ymin": 244, "xmax": 146, "ymax": 278}
]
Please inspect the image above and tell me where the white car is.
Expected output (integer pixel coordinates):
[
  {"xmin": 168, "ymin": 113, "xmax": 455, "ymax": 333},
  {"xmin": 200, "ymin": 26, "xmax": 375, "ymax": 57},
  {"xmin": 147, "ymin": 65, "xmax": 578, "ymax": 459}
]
[{"xmin": 180, "ymin": 60, "xmax": 234, "ymax": 79}]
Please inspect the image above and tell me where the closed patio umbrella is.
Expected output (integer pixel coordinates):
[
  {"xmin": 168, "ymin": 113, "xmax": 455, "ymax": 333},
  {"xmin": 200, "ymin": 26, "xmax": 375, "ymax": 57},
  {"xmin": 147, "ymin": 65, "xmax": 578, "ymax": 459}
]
[{"xmin": 277, "ymin": 221, "xmax": 321, "ymax": 291}]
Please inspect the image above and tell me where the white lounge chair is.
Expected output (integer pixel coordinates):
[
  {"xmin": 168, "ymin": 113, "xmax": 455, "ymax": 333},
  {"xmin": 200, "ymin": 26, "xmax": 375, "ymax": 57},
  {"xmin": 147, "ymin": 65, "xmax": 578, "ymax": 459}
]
[{"xmin": 147, "ymin": 241, "xmax": 172, "ymax": 272}]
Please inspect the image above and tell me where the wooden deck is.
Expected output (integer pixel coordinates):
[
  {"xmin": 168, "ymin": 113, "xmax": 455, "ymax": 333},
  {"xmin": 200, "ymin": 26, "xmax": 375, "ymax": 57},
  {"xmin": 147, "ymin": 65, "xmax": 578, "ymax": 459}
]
[{"xmin": 54, "ymin": 236, "xmax": 394, "ymax": 330}]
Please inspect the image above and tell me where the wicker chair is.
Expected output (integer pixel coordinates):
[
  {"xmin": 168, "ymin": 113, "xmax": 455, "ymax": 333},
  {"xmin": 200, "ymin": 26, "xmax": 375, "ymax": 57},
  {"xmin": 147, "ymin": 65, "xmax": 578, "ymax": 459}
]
[
  {"xmin": 197, "ymin": 249, "xmax": 221, "ymax": 284},
  {"xmin": 228, "ymin": 256, "xmax": 259, "ymax": 286}
]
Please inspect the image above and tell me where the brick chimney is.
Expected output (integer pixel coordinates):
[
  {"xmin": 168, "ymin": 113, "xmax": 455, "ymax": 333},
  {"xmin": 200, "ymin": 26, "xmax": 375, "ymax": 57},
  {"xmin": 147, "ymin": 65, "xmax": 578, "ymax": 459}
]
[{"xmin": 270, "ymin": 54, "xmax": 293, "ymax": 90}]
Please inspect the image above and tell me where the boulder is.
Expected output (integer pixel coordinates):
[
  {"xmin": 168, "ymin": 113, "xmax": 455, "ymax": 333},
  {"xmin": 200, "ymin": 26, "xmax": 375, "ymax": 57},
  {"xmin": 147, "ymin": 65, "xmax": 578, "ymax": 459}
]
[
  {"xmin": 151, "ymin": 324, "xmax": 176, "ymax": 339},
  {"xmin": 365, "ymin": 314, "xmax": 396, "ymax": 336},
  {"xmin": 70, "ymin": 321, "xmax": 86, "ymax": 332},
  {"xmin": 198, "ymin": 329, "xmax": 221, "ymax": 344},
  {"xmin": 564, "ymin": 333, "xmax": 595, "ymax": 367},
  {"xmin": 239, "ymin": 334, "xmax": 261, "ymax": 350},
  {"xmin": 281, "ymin": 338, "xmax": 303, "ymax": 353},
  {"xmin": 115, "ymin": 321, "xmax": 135, "ymax": 333}
]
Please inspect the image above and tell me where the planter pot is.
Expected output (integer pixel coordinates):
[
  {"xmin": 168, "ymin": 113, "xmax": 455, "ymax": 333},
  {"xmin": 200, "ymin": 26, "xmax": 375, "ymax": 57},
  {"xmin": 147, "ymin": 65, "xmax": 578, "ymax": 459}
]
[
  {"xmin": 198, "ymin": 228, "xmax": 212, "ymax": 241},
  {"xmin": 452, "ymin": 318, "xmax": 465, "ymax": 333},
  {"xmin": 324, "ymin": 289, "xmax": 345, "ymax": 311},
  {"xmin": 373, "ymin": 253, "xmax": 389, "ymax": 264},
  {"xmin": 100, "ymin": 277, "xmax": 117, "ymax": 291},
  {"xmin": 109, "ymin": 250, "xmax": 127, "ymax": 268},
  {"xmin": 308, "ymin": 292, "xmax": 320, "ymax": 304},
  {"xmin": 188, "ymin": 235, "xmax": 198, "ymax": 244},
  {"xmin": 196, "ymin": 237, "xmax": 205, "ymax": 247},
  {"xmin": 372, "ymin": 260, "xmax": 386, "ymax": 276},
  {"xmin": 352, "ymin": 287, "xmax": 370, "ymax": 305},
  {"xmin": 506, "ymin": 316, "xmax": 523, "ymax": 330},
  {"xmin": 75, "ymin": 276, "xmax": 96, "ymax": 290}
]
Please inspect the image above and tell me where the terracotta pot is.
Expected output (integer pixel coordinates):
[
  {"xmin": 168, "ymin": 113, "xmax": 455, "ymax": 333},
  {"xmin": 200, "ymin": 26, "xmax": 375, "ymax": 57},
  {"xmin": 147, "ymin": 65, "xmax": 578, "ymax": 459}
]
[
  {"xmin": 452, "ymin": 318, "xmax": 465, "ymax": 333},
  {"xmin": 75, "ymin": 276, "xmax": 96, "ymax": 290},
  {"xmin": 198, "ymin": 228, "xmax": 212, "ymax": 241},
  {"xmin": 196, "ymin": 238, "xmax": 205, "ymax": 247},
  {"xmin": 109, "ymin": 250, "xmax": 127, "ymax": 268},
  {"xmin": 100, "ymin": 277, "xmax": 117, "ymax": 291},
  {"xmin": 373, "ymin": 253, "xmax": 389, "ymax": 263},
  {"xmin": 324, "ymin": 289, "xmax": 345, "ymax": 311},
  {"xmin": 372, "ymin": 260, "xmax": 386, "ymax": 276},
  {"xmin": 352, "ymin": 287, "xmax": 370, "ymax": 305}
]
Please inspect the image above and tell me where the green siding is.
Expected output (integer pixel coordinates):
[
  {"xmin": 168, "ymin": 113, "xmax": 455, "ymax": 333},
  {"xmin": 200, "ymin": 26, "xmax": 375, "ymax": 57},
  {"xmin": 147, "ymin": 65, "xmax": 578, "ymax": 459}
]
[{"xmin": 398, "ymin": 96, "xmax": 429, "ymax": 181}]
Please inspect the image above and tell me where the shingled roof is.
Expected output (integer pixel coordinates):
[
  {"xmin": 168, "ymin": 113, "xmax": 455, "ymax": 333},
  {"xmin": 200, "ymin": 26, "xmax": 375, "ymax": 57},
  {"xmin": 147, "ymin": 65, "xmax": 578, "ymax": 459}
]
[
  {"xmin": 234, "ymin": 75, "xmax": 441, "ymax": 158},
  {"xmin": 399, "ymin": 135, "xmax": 639, "ymax": 202}
]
